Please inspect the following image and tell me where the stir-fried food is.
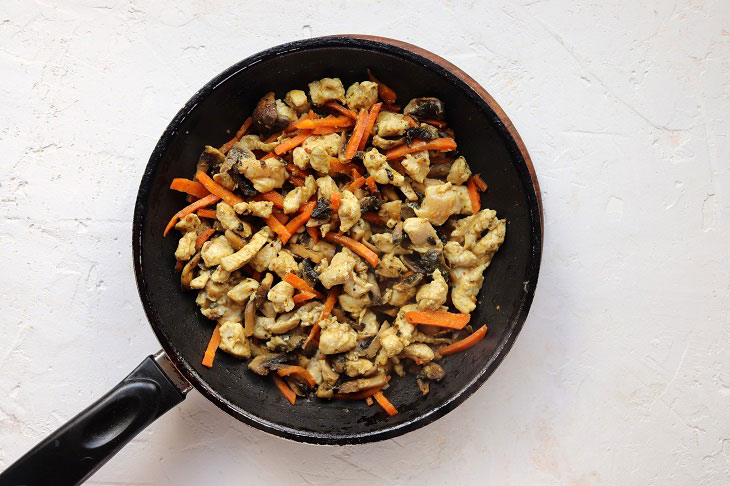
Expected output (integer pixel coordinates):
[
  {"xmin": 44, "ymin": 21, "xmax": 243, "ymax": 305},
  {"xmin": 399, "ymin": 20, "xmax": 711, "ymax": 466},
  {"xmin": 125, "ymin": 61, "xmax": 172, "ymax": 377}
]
[{"xmin": 166, "ymin": 71, "xmax": 505, "ymax": 415}]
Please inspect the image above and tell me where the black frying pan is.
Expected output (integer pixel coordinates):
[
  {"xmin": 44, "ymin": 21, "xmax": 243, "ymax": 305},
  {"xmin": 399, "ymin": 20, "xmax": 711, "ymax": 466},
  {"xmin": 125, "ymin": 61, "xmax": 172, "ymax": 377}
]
[{"xmin": 0, "ymin": 36, "xmax": 542, "ymax": 485}]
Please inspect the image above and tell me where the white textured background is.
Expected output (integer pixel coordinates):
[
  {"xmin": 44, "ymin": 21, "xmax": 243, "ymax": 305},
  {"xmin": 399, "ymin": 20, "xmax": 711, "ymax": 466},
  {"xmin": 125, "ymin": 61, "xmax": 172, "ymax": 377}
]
[{"xmin": 1, "ymin": 1, "xmax": 729, "ymax": 485}]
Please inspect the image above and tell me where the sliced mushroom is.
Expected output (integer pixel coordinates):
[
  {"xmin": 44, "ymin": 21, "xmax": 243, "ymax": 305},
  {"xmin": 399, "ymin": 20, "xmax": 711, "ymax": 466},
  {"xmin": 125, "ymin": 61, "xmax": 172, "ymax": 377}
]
[
  {"xmin": 247, "ymin": 353, "xmax": 290, "ymax": 376},
  {"xmin": 180, "ymin": 252, "xmax": 201, "ymax": 289},
  {"xmin": 404, "ymin": 97, "xmax": 445, "ymax": 120},
  {"xmin": 404, "ymin": 126, "xmax": 435, "ymax": 146},
  {"xmin": 243, "ymin": 296, "xmax": 256, "ymax": 337},
  {"xmin": 252, "ymin": 92, "xmax": 289, "ymax": 133},
  {"xmin": 419, "ymin": 362, "xmax": 446, "ymax": 382},
  {"xmin": 254, "ymin": 272, "xmax": 274, "ymax": 309},
  {"xmin": 335, "ymin": 372, "xmax": 388, "ymax": 394}
]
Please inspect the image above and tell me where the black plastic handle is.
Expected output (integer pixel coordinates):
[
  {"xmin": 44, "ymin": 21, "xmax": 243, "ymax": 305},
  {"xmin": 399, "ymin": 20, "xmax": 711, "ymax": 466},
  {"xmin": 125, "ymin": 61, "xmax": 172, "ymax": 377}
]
[{"xmin": 0, "ymin": 353, "xmax": 189, "ymax": 486}]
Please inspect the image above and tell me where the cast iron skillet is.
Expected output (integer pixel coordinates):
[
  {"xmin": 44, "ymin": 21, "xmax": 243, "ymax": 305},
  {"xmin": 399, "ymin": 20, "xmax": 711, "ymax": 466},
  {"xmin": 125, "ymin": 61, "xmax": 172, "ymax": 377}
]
[{"xmin": 0, "ymin": 35, "xmax": 542, "ymax": 485}]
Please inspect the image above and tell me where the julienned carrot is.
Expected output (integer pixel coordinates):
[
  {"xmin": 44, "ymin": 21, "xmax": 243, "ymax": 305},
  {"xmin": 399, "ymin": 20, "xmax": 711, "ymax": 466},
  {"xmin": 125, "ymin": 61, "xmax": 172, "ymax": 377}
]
[
  {"xmin": 325, "ymin": 101, "xmax": 357, "ymax": 120},
  {"xmin": 404, "ymin": 310, "xmax": 470, "ymax": 329},
  {"xmin": 295, "ymin": 115, "xmax": 352, "ymax": 130},
  {"xmin": 306, "ymin": 226, "xmax": 320, "ymax": 243},
  {"xmin": 283, "ymin": 200, "xmax": 317, "ymax": 242},
  {"xmin": 197, "ymin": 208, "xmax": 217, "ymax": 219},
  {"xmin": 201, "ymin": 323, "xmax": 222, "ymax": 368},
  {"xmin": 324, "ymin": 232, "xmax": 379, "ymax": 267},
  {"xmin": 472, "ymin": 174, "xmax": 488, "ymax": 192},
  {"xmin": 403, "ymin": 115, "xmax": 418, "ymax": 127},
  {"xmin": 421, "ymin": 118, "xmax": 447, "ymax": 128},
  {"xmin": 312, "ymin": 127, "xmax": 340, "ymax": 136},
  {"xmin": 265, "ymin": 215, "xmax": 292, "ymax": 242},
  {"xmin": 272, "ymin": 208, "xmax": 289, "ymax": 225},
  {"xmin": 289, "ymin": 175, "xmax": 305, "ymax": 187},
  {"xmin": 373, "ymin": 391, "xmax": 398, "ymax": 416},
  {"xmin": 304, "ymin": 288, "xmax": 339, "ymax": 348},
  {"xmin": 273, "ymin": 374, "xmax": 296, "ymax": 405},
  {"xmin": 367, "ymin": 68, "xmax": 397, "ymax": 104},
  {"xmin": 170, "ymin": 178, "xmax": 210, "ymax": 199},
  {"xmin": 330, "ymin": 191, "xmax": 342, "ymax": 211},
  {"xmin": 365, "ymin": 176, "xmax": 378, "ymax": 193},
  {"xmin": 283, "ymin": 272, "xmax": 324, "ymax": 299},
  {"xmin": 175, "ymin": 260, "xmax": 184, "ymax": 272},
  {"xmin": 286, "ymin": 111, "xmax": 319, "ymax": 133},
  {"xmin": 293, "ymin": 291, "xmax": 317, "ymax": 304},
  {"xmin": 261, "ymin": 152, "xmax": 277, "ymax": 160},
  {"xmin": 163, "ymin": 193, "xmax": 221, "ymax": 236},
  {"xmin": 195, "ymin": 170, "xmax": 243, "ymax": 206},
  {"xmin": 276, "ymin": 366, "xmax": 316, "ymax": 388},
  {"xmin": 286, "ymin": 163, "xmax": 310, "ymax": 179},
  {"xmin": 362, "ymin": 212, "xmax": 383, "ymax": 225},
  {"xmin": 439, "ymin": 325, "xmax": 488, "ymax": 355},
  {"xmin": 253, "ymin": 190, "xmax": 285, "ymax": 209},
  {"xmin": 345, "ymin": 109, "xmax": 368, "ymax": 160},
  {"xmin": 343, "ymin": 176, "xmax": 366, "ymax": 193},
  {"xmin": 195, "ymin": 228, "xmax": 216, "ymax": 251},
  {"xmin": 264, "ymin": 130, "xmax": 283, "ymax": 144},
  {"xmin": 357, "ymin": 102, "xmax": 383, "ymax": 151},
  {"xmin": 467, "ymin": 176, "xmax": 480, "ymax": 213},
  {"xmin": 334, "ymin": 385, "xmax": 385, "ymax": 400},
  {"xmin": 385, "ymin": 138, "xmax": 457, "ymax": 160},
  {"xmin": 219, "ymin": 116, "xmax": 252, "ymax": 154},
  {"xmin": 328, "ymin": 157, "xmax": 350, "ymax": 175},
  {"xmin": 274, "ymin": 130, "xmax": 313, "ymax": 155}
]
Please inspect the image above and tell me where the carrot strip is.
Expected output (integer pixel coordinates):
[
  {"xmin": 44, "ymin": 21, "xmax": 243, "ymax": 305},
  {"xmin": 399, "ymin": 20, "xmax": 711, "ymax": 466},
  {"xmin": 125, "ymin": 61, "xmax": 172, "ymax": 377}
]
[
  {"xmin": 293, "ymin": 291, "xmax": 318, "ymax": 304},
  {"xmin": 273, "ymin": 375, "xmax": 296, "ymax": 405},
  {"xmin": 472, "ymin": 174, "xmax": 488, "ymax": 192},
  {"xmin": 403, "ymin": 115, "xmax": 418, "ymax": 127},
  {"xmin": 163, "ymin": 193, "xmax": 220, "ymax": 236},
  {"xmin": 253, "ymin": 191, "xmax": 285, "ymax": 209},
  {"xmin": 197, "ymin": 208, "xmax": 217, "ymax": 219},
  {"xmin": 385, "ymin": 138, "xmax": 457, "ymax": 160},
  {"xmin": 367, "ymin": 68, "xmax": 397, "ymax": 104},
  {"xmin": 365, "ymin": 176, "xmax": 378, "ymax": 193},
  {"xmin": 272, "ymin": 208, "xmax": 289, "ymax": 225},
  {"xmin": 170, "ymin": 178, "xmax": 210, "ymax": 199},
  {"xmin": 312, "ymin": 127, "xmax": 341, "ymax": 136},
  {"xmin": 283, "ymin": 272, "xmax": 324, "ymax": 299},
  {"xmin": 264, "ymin": 130, "xmax": 283, "ymax": 144},
  {"xmin": 330, "ymin": 191, "xmax": 342, "ymax": 211},
  {"xmin": 373, "ymin": 391, "xmax": 398, "ymax": 416},
  {"xmin": 295, "ymin": 115, "xmax": 352, "ymax": 130},
  {"xmin": 195, "ymin": 170, "xmax": 243, "ymax": 206},
  {"xmin": 334, "ymin": 385, "xmax": 385, "ymax": 400},
  {"xmin": 306, "ymin": 226, "xmax": 320, "ymax": 243},
  {"xmin": 195, "ymin": 228, "xmax": 216, "ymax": 251},
  {"xmin": 324, "ymin": 232, "xmax": 379, "ymax": 266},
  {"xmin": 421, "ymin": 118, "xmax": 447, "ymax": 128},
  {"xmin": 261, "ymin": 152, "xmax": 277, "ymax": 160},
  {"xmin": 286, "ymin": 163, "xmax": 310, "ymax": 179},
  {"xmin": 357, "ymin": 102, "xmax": 383, "ymax": 151},
  {"xmin": 174, "ymin": 260, "xmax": 184, "ymax": 272},
  {"xmin": 404, "ymin": 311, "xmax": 470, "ymax": 329},
  {"xmin": 343, "ymin": 176, "xmax": 366, "ymax": 193},
  {"xmin": 439, "ymin": 325, "xmax": 488, "ymax": 355},
  {"xmin": 265, "ymin": 215, "xmax": 292, "ymax": 242},
  {"xmin": 328, "ymin": 157, "xmax": 351, "ymax": 175},
  {"xmin": 201, "ymin": 323, "xmax": 222, "ymax": 368},
  {"xmin": 219, "ymin": 116, "xmax": 253, "ymax": 154},
  {"xmin": 344, "ymin": 109, "xmax": 368, "ymax": 160},
  {"xmin": 325, "ymin": 101, "xmax": 357, "ymax": 120},
  {"xmin": 304, "ymin": 288, "xmax": 339, "ymax": 348},
  {"xmin": 289, "ymin": 175, "xmax": 305, "ymax": 187},
  {"xmin": 276, "ymin": 366, "xmax": 316, "ymax": 388},
  {"xmin": 467, "ymin": 176, "xmax": 481, "ymax": 213},
  {"xmin": 274, "ymin": 130, "xmax": 313, "ymax": 155},
  {"xmin": 283, "ymin": 200, "xmax": 317, "ymax": 242},
  {"xmin": 365, "ymin": 396, "xmax": 374, "ymax": 406},
  {"xmin": 362, "ymin": 212, "xmax": 383, "ymax": 225}
]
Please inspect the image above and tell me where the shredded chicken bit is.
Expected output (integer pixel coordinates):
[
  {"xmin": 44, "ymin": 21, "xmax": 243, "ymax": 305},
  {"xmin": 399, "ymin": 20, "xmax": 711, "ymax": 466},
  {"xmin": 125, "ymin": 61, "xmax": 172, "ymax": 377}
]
[{"xmin": 170, "ymin": 76, "xmax": 506, "ymax": 404}]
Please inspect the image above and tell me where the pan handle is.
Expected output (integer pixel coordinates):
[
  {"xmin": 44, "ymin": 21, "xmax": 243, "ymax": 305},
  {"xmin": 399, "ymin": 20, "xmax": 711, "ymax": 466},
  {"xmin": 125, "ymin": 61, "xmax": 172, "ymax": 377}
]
[{"xmin": 0, "ymin": 351, "xmax": 191, "ymax": 486}]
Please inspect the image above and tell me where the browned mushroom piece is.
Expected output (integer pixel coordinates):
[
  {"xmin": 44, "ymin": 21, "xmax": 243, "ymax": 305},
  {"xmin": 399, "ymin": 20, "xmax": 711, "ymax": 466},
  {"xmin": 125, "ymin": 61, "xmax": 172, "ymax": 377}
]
[
  {"xmin": 403, "ymin": 97, "xmax": 445, "ymax": 120},
  {"xmin": 180, "ymin": 252, "xmax": 201, "ymax": 289},
  {"xmin": 416, "ymin": 378, "xmax": 430, "ymax": 395},
  {"xmin": 254, "ymin": 272, "xmax": 274, "ymax": 309},
  {"xmin": 336, "ymin": 372, "xmax": 388, "ymax": 394},
  {"xmin": 420, "ymin": 362, "xmax": 446, "ymax": 382},
  {"xmin": 243, "ymin": 296, "xmax": 256, "ymax": 337},
  {"xmin": 252, "ymin": 92, "xmax": 291, "ymax": 133},
  {"xmin": 248, "ymin": 353, "xmax": 289, "ymax": 376}
]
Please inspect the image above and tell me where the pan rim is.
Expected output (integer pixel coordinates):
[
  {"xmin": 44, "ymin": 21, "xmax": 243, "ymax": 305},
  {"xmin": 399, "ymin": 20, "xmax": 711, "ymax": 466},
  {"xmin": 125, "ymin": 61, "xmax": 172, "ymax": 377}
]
[{"xmin": 132, "ymin": 35, "xmax": 542, "ymax": 445}]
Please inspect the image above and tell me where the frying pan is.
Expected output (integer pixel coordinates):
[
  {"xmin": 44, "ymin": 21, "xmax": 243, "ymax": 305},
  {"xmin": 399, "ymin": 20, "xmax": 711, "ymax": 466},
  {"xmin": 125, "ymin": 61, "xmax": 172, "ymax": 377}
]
[{"xmin": 0, "ymin": 36, "xmax": 542, "ymax": 485}]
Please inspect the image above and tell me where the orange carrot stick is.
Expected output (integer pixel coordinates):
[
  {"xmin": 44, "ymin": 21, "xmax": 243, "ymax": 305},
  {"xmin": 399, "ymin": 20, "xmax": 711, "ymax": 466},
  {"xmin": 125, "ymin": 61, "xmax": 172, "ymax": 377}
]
[
  {"xmin": 385, "ymin": 138, "xmax": 457, "ymax": 160},
  {"xmin": 201, "ymin": 323, "xmax": 222, "ymax": 368},
  {"xmin": 362, "ymin": 212, "xmax": 383, "ymax": 225},
  {"xmin": 365, "ymin": 176, "xmax": 378, "ymax": 193},
  {"xmin": 288, "ymin": 175, "xmax": 305, "ymax": 187},
  {"xmin": 276, "ymin": 366, "xmax": 316, "ymax": 388},
  {"xmin": 343, "ymin": 176, "xmax": 366, "ymax": 193},
  {"xmin": 330, "ymin": 191, "xmax": 342, "ymax": 211},
  {"xmin": 293, "ymin": 291, "xmax": 318, "ymax": 304},
  {"xmin": 253, "ymin": 190, "xmax": 285, "ymax": 209},
  {"xmin": 467, "ymin": 176, "xmax": 480, "ymax": 213},
  {"xmin": 195, "ymin": 228, "xmax": 216, "ymax": 251},
  {"xmin": 219, "ymin": 116, "xmax": 253, "ymax": 154},
  {"xmin": 325, "ymin": 101, "xmax": 357, "ymax": 120},
  {"xmin": 357, "ymin": 102, "xmax": 383, "ymax": 151},
  {"xmin": 295, "ymin": 115, "xmax": 352, "ymax": 130},
  {"xmin": 306, "ymin": 226, "xmax": 320, "ymax": 243},
  {"xmin": 274, "ymin": 130, "xmax": 313, "ymax": 155},
  {"xmin": 304, "ymin": 288, "xmax": 339, "ymax": 348},
  {"xmin": 265, "ymin": 215, "xmax": 292, "ymax": 242},
  {"xmin": 403, "ymin": 115, "xmax": 418, "ymax": 127},
  {"xmin": 312, "ymin": 127, "xmax": 341, "ymax": 136},
  {"xmin": 170, "ymin": 178, "xmax": 210, "ymax": 199},
  {"xmin": 373, "ymin": 390, "xmax": 398, "ymax": 416},
  {"xmin": 283, "ymin": 200, "xmax": 316, "ymax": 242},
  {"xmin": 404, "ymin": 311, "xmax": 471, "ymax": 329},
  {"xmin": 283, "ymin": 272, "xmax": 324, "ymax": 299},
  {"xmin": 421, "ymin": 118, "xmax": 447, "ymax": 128},
  {"xmin": 197, "ymin": 208, "xmax": 217, "ymax": 219},
  {"xmin": 472, "ymin": 174, "xmax": 488, "ymax": 192},
  {"xmin": 328, "ymin": 157, "xmax": 351, "ymax": 175},
  {"xmin": 323, "ymin": 232, "xmax": 379, "ymax": 266},
  {"xmin": 273, "ymin": 374, "xmax": 296, "ymax": 405},
  {"xmin": 286, "ymin": 163, "xmax": 310, "ymax": 179},
  {"xmin": 439, "ymin": 325, "xmax": 488, "ymax": 355},
  {"xmin": 272, "ymin": 208, "xmax": 289, "ymax": 225},
  {"xmin": 195, "ymin": 170, "xmax": 243, "ymax": 206},
  {"xmin": 367, "ymin": 68, "xmax": 397, "ymax": 104},
  {"xmin": 344, "ymin": 109, "xmax": 368, "ymax": 160},
  {"xmin": 174, "ymin": 260, "xmax": 184, "ymax": 272},
  {"xmin": 164, "ymin": 193, "xmax": 220, "ymax": 236},
  {"xmin": 261, "ymin": 152, "xmax": 277, "ymax": 160},
  {"xmin": 264, "ymin": 130, "xmax": 283, "ymax": 144},
  {"xmin": 286, "ymin": 111, "xmax": 317, "ymax": 133}
]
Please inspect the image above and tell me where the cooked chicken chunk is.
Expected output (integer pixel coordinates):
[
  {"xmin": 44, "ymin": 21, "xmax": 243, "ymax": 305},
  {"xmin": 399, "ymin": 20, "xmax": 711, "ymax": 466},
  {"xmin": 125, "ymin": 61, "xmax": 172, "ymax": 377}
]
[
  {"xmin": 345, "ymin": 358, "xmax": 375, "ymax": 377},
  {"xmin": 218, "ymin": 321, "xmax": 251, "ymax": 358},
  {"xmin": 174, "ymin": 213, "xmax": 201, "ymax": 233},
  {"xmin": 235, "ymin": 135, "xmax": 278, "ymax": 153},
  {"xmin": 283, "ymin": 175, "xmax": 317, "ymax": 214},
  {"xmin": 403, "ymin": 217, "xmax": 443, "ymax": 253},
  {"xmin": 201, "ymin": 235, "xmax": 234, "ymax": 267},
  {"xmin": 343, "ymin": 271, "xmax": 374, "ymax": 298},
  {"xmin": 415, "ymin": 182, "xmax": 460, "ymax": 225},
  {"xmin": 268, "ymin": 249, "xmax": 298, "ymax": 278},
  {"xmin": 375, "ymin": 111, "xmax": 410, "ymax": 137},
  {"xmin": 227, "ymin": 278, "xmax": 259, "ymax": 304},
  {"xmin": 318, "ymin": 316, "xmax": 357, "ymax": 354},
  {"xmin": 363, "ymin": 148, "xmax": 405, "ymax": 186},
  {"xmin": 447, "ymin": 156, "xmax": 471, "ymax": 184},
  {"xmin": 319, "ymin": 247, "xmax": 358, "ymax": 288},
  {"xmin": 265, "ymin": 311, "xmax": 301, "ymax": 334},
  {"xmin": 382, "ymin": 286, "xmax": 417, "ymax": 306},
  {"xmin": 285, "ymin": 89, "xmax": 310, "ymax": 114},
  {"xmin": 338, "ymin": 190, "xmax": 361, "ymax": 232},
  {"xmin": 345, "ymin": 81, "xmax": 378, "ymax": 111},
  {"xmin": 316, "ymin": 175, "xmax": 339, "ymax": 200},
  {"xmin": 371, "ymin": 233, "xmax": 410, "ymax": 255},
  {"xmin": 416, "ymin": 270, "xmax": 448, "ymax": 310},
  {"xmin": 249, "ymin": 239, "xmax": 281, "ymax": 272},
  {"xmin": 237, "ymin": 156, "xmax": 288, "ymax": 193},
  {"xmin": 308, "ymin": 77, "xmax": 346, "ymax": 106},
  {"xmin": 175, "ymin": 231, "xmax": 197, "ymax": 262},
  {"xmin": 296, "ymin": 301, "xmax": 324, "ymax": 327},
  {"xmin": 303, "ymin": 133, "xmax": 343, "ymax": 157},
  {"xmin": 220, "ymin": 227, "xmax": 273, "ymax": 272},
  {"xmin": 375, "ymin": 253, "xmax": 408, "ymax": 278},
  {"xmin": 267, "ymin": 281, "xmax": 295, "ymax": 313},
  {"xmin": 216, "ymin": 202, "xmax": 252, "ymax": 237},
  {"xmin": 401, "ymin": 343, "xmax": 435, "ymax": 363},
  {"xmin": 233, "ymin": 200, "xmax": 274, "ymax": 218},
  {"xmin": 338, "ymin": 293, "xmax": 372, "ymax": 314},
  {"xmin": 401, "ymin": 151, "xmax": 430, "ymax": 183}
]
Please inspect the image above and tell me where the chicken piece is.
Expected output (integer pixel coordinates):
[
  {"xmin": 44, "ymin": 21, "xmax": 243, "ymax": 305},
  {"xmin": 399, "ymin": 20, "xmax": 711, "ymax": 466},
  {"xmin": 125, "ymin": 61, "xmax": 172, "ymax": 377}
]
[
  {"xmin": 416, "ymin": 270, "xmax": 448, "ymax": 310},
  {"xmin": 198, "ymin": 293, "xmax": 242, "ymax": 322},
  {"xmin": 372, "ymin": 135, "xmax": 405, "ymax": 150},
  {"xmin": 218, "ymin": 321, "xmax": 251, "ymax": 358},
  {"xmin": 200, "ymin": 235, "xmax": 234, "ymax": 267},
  {"xmin": 375, "ymin": 111, "xmax": 410, "ymax": 137},
  {"xmin": 350, "ymin": 218, "xmax": 371, "ymax": 241},
  {"xmin": 450, "ymin": 264, "xmax": 488, "ymax": 314},
  {"xmin": 220, "ymin": 227, "xmax": 273, "ymax": 272},
  {"xmin": 189, "ymin": 270, "xmax": 210, "ymax": 290},
  {"xmin": 394, "ymin": 304, "xmax": 418, "ymax": 346},
  {"xmin": 401, "ymin": 343, "xmax": 435, "ymax": 363},
  {"xmin": 267, "ymin": 281, "xmax": 295, "ymax": 313},
  {"xmin": 338, "ymin": 189, "xmax": 360, "ymax": 232},
  {"xmin": 175, "ymin": 231, "xmax": 197, "ymax": 262},
  {"xmin": 382, "ymin": 286, "xmax": 417, "ymax": 307},
  {"xmin": 318, "ymin": 247, "xmax": 358, "ymax": 288},
  {"xmin": 310, "ymin": 146, "xmax": 331, "ymax": 173},
  {"xmin": 253, "ymin": 316, "xmax": 274, "ymax": 340},
  {"xmin": 378, "ymin": 200, "xmax": 401, "ymax": 228},
  {"xmin": 345, "ymin": 358, "xmax": 375, "ymax": 377},
  {"xmin": 452, "ymin": 185, "xmax": 475, "ymax": 215},
  {"xmin": 443, "ymin": 241, "xmax": 480, "ymax": 268},
  {"xmin": 285, "ymin": 89, "xmax": 310, "ymax": 114},
  {"xmin": 307, "ymin": 351, "xmax": 324, "ymax": 385},
  {"xmin": 338, "ymin": 293, "xmax": 372, "ymax": 314},
  {"xmin": 226, "ymin": 278, "xmax": 259, "ymax": 304},
  {"xmin": 276, "ymin": 99, "xmax": 297, "ymax": 126},
  {"xmin": 264, "ymin": 311, "xmax": 301, "ymax": 334},
  {"xmin": 296, "ymin": 301, "xmax": 324, "ymax": 327},
  {"xmin": 249, "ymin": 239, "xmax": 281, "ymax": 273},
  {"xmin": 378, "ymin": 327, "xmax": 404, "ymax": 361},
  {"xmin": 213, "ymin": 171, "xmax": 236, "ymax": 190},
  {"xmin": 266, "ymin": 331, "xmax": 306, "ymax": 353},
  {"xmin": 363, "ymin": 148, "xmax": 405, "ymax": 186},
  {"xmin": 216, "ymin": 202, "xmax": 252, "ymax": 237},
  {"xmin": 315, "ymin": 175, "xmax": 339, "ymax": 200},
  {"xmin": 209, "ymin": 266, "xmax": 230, "ymax": 283},
  {"xmin": 302, "ymin": 133, "xmax": 343, "ymax": 157},
  {"xmin": 449, "ymin": 209, "xmax": 503, "ymax": 250},
  {"xmin": 343, "ymin": 271, "xmax": 374, "ymax": 298},
  {"xmin": 268, "ymin": 249, "xmax": 298, "ymax": 278},
  {"xmin": 402, "ymin": 217, "xmax": 443, "ymax": 253},
  {"xmin": 415, "ymin": 182, "xmax": 459, "ymax": 226},
  {"xmin": 398, "ymin": 178, "xmax": 419, "ymax": 202},
  {"xmin": 234, "ymin": 135, "xmax": 278, "ymax": 153},
  {"xmin": 237, "ymin": 156, "xmax": 288, "ymax": 193},
  {"xmin": 370, "ymin": 233, "xmax": 410, "ymax": 255},
  {"xmin": 447, "ymin": 156, "xmax": 471, "ymax": 184},
  {"xmin": 233, "ymin": 200, "xmax": 274, "ymax": 219},
  {"xmin": 308, "ymin": 78, "xmax": 346, "ymax": 106},
  {"xmin": 283, "ymin": 175, "xmax": 317, "ymax": 214},
  {"xmin": 318, "ymin": 316, "xmax": 358, "ymax": 354},
  {"xmin": 375, "ymin": 253, "xmax": 408, "ymax": 278},
  {"xmin": 345, "ymin": 81, "xmax": 378, "ymax": 111},
  {"xmin": 174, "ymin": 213, "xmax": 201, "ymax": 233},
  {"xmin": 401, "ymin": 151, "xmax": 430, "ymax": 183},
  {"xmin": 293, "ymin": 133, "xmax": 343, "ymax": 172}
]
